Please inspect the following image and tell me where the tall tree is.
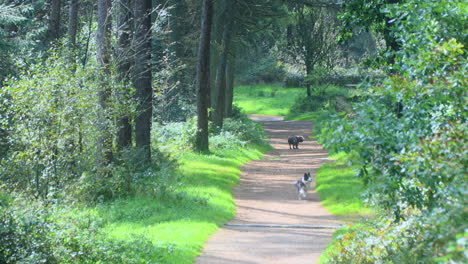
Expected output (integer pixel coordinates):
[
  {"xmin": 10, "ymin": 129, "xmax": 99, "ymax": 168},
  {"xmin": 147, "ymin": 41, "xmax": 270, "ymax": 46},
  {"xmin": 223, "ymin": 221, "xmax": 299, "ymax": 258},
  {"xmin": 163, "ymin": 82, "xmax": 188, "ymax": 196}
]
[
  {"xmin": 48, "ymin": 0, "xmax": 62, "ymax": 42},
  {"xmin": 67, "ymin": 0, "xmax": 78, "ymax": 50},
  {"xmin": 224, "ymin": 46, "xmax": 236, "ymax": 117},
  {"xmin": 96, "ymin": 0, "xmax": 113, "ymax": 173},
  {"xmin": 116, "ymin": 0, "xmax": 133, "ymax": 150},
  {"xmin": 288, "ymin": 4, "xmax": 337, "ymax": 96},
  {"xmin": 212, "ymin": 0, "xmax": 234, "ymax": 130},
  {"xmin": 194, "ymin": 0, "xmax": 214, "ymax": 152},
  {"xmin": 133, "ymin": 0, "xmax": 152, "ymax": 160}
]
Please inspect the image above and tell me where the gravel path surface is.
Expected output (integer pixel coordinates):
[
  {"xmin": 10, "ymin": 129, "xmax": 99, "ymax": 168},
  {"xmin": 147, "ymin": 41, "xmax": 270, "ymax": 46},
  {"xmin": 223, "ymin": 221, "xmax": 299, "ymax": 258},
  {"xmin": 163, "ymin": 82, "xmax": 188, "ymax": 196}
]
[{"xmin": 196, "ymin": 114, "xmax": 340, "ymax": 264}]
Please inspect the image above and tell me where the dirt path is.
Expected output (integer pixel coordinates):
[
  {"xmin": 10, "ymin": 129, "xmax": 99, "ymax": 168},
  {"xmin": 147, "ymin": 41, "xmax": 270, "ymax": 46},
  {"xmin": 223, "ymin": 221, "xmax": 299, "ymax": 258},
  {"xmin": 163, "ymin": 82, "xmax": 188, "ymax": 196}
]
[{"xmin": 196, "ymin": 115, "xmax": 340, "ymax": 264}]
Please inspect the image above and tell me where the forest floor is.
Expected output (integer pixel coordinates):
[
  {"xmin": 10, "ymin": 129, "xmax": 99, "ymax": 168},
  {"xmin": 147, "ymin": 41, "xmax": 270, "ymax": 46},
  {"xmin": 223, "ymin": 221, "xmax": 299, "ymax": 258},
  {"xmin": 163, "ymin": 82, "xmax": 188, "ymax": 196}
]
[{"xmin": 196, "ymin": 114, "xmax": 341, "ymax": 264}]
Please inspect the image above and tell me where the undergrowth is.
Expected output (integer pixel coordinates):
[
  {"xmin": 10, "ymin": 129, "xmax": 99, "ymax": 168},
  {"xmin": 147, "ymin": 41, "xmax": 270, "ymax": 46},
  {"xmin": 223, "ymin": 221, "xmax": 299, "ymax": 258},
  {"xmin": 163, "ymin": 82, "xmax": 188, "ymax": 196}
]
[{"xmin": 0, "ymin": 114, "xmax": 271, "ymax": 264}]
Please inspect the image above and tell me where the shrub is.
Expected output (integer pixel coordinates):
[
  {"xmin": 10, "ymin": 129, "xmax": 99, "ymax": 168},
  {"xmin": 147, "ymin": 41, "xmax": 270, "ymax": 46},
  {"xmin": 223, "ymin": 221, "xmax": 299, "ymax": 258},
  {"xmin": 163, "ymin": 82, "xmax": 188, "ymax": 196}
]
[
  {"xmin": 0, "ymin": 198, "xmax": 172, "ymax": 264},
  {"xmin": 0, "ymin": 50, "xmax": 137, "ymax": 200},
  {"xmin": 320, "ymin": 1, "xmax": 467, "ymax": 262},
  {"xmin": 152, "ymin": 118, "xmax": 198, "ymax": 153},
  {"xmin": 283, "ymin": 72, "xmax": 305, "ymax": 87},
  {"xmin": 236, "ymin": 56, "xmax": 286, "ymax": 84},
  {"xmin": 152, "ymin": 110, "xmax": 267, "ymax": 153},
  {"xmin": 289, "ymin": 85, "xmax": 349, "ymax": 113},
  {"xmin": 323, "ymin": 204, "xmax": 466, "ymax": 264}
]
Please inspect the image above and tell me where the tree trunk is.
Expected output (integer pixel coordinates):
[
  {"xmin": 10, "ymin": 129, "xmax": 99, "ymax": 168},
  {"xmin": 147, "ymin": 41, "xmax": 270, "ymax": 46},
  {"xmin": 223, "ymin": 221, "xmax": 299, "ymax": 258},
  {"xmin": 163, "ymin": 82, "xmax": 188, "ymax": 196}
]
[
  {"xmin": 209, "ymin": 0, "xmax": 223, "ymax": 109},
  {"xmin": 67, "ymin": 0, "xmax": 78, "ymax": 49},
  {"xmin": 97, "ymin": 0, "xmax": 113, "ymax": 174},
  {"xmin": 305, "ymin": 62, "xmax": 312, "ymax": 97},
  {"xmin": 116, "ymin": 0, "xmax": 133, "ymax": 150},
  {"xmin": 213, "ymin": 0, "xmax": 233, "ymax": 130},
  {"xmin": 133, "ymin": 0, "xmax": 152, "ymax": 160},
  {"xmin": 194, "ymin": 0, "xmax": 214, "ymax": 152},
  {"xmin": 225, "ymin": 47, "xmax": 236, "ymax": 117},
  {"xmin": 48, "ymin": 0, "xmax": 61, "ymax": 42}
]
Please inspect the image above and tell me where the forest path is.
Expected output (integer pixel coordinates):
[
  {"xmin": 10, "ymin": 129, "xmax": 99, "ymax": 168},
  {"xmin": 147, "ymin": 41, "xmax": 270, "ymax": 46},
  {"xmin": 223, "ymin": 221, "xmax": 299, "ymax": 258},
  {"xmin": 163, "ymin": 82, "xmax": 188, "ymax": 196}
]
[{"xmin": 195, "ymin": 114, "xmax": 340, "ymax": 264}]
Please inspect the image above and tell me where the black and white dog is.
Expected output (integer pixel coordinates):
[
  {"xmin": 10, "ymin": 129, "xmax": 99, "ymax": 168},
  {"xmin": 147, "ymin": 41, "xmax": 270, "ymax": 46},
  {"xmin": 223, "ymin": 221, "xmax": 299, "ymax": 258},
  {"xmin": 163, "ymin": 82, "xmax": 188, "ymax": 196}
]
[{"xmin": 293, "ymin": 172, "xmax": 312, "ymax": 200}]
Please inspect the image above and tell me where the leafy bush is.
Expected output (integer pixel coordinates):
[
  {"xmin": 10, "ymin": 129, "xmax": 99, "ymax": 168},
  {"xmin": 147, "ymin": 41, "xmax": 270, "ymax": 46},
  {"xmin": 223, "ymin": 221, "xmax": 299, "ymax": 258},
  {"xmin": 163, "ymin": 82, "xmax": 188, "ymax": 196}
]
[
  {"xmin": 289, "ymin": 85, "xmax": 349, "ymax": 113},
  {"xmin": 153, "ymin": 110, "xmax": 267, "ymax": 153},
  {"xmin": 152, "ymin": 118, "xmax": 198, "ymax": 153},
  {"xmin": 236, "ymin": 55, "xmax": 285, "ymax": 84},
  {"xmin": 0, "ymin": 198, "xmax": 171, "ymax": 263},
  {"xmin": 320, "ymin": 0, "xmax": 467, "ymax": 262},
  {"xmin": 283, "ymin": 72, "xmax": 305, "ymax": 88},
  {"xmin": 222, "ymin": 115, "xmax": 266, "ymax": 145},
  {"xmin": 323, "ymin": 204, "xmax": 466, "ymax": 264},
  {"xmin": 0, "ymin": 50, "xmax": 137, "ymax": 200}
]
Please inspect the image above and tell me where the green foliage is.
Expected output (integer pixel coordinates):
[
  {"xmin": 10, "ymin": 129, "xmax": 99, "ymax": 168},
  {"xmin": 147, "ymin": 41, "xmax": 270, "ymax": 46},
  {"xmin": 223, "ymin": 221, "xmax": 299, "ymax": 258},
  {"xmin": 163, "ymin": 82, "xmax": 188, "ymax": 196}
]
[
  {"xmin": 0, "ymin": 1, "xmax": 49, "ymax": 82},
  {"xmin": 1, "ymin": 107, "xmax": 270, "ymax": 264},
  {"xmin": 321, "ymin": 0, "xmax": 467, "ymax": 217},
  {"xmin": 320, "ymin": 0, "xmax": 467, "ymax": 262},
  {"xmin": 1, "ymin": 53, "xmax": 99, "ymax": 197},
  {"xmin": 285, "ymin": 3, "xmax": 338, "ymax": 72},
  {"xmin": 152, "ymin": 118, "xmax": 199, "ymax": 153},
  {"xmin": 236, "ymin": 55, "xmax": 286, "ymax": 84},
  {"xmin": 289, "ymin": 85, "xmax": 349, "ymax": 113},
  {"xmin": 0, "ymin": 49, "xmax": 140, "ymax": 201},
  {"xmin": 338, "ymin": 0, "xmax": 390, "ymax": 37},
  {"xmin": 283, "ymin": 72, "xmax": 305, "ymax": 87},
  {"xmin": 153, "ymin": 111, "xmax": 267, "ymax": 154},
  {"xmin": 322, "ymin": 205, "xmax": 466, "ymax": 264},
  {"xmin": 0, "ymin": 198, "xmax": 170, "ymax": 264}
]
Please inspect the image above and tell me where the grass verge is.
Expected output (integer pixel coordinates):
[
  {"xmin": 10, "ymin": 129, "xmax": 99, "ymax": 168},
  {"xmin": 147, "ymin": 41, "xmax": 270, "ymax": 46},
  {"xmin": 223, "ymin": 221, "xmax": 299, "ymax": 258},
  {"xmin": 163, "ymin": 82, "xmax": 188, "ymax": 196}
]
[
  {"xmin": 315, "ymin": 152, "xmax": 371, "ymax": 218},
  {"xmin": 234, "ymin": 84, "xmax": 304, "ymax": 116},
  {"xmin": 72, "ymin": 144, "xmax": 270, "ymax": 263}
]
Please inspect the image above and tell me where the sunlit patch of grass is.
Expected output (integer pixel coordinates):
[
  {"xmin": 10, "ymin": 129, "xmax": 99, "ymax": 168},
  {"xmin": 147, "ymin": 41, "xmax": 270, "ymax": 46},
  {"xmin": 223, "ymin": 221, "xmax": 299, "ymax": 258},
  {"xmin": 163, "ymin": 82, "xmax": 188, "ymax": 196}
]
[
  {"xmin": 315, "ymin": 152, "xmax": 372, "ymax": 218},
  {"xmin": 234, "ymin": 84, "xmax": 304, "ymax": 116},
  {"xmin": 315, "ymin": 152, "xmax": 373, "ymax": 264},
  {"xmin": 71, "ymin": 144, "xmax": 268, "ymax": 264}
]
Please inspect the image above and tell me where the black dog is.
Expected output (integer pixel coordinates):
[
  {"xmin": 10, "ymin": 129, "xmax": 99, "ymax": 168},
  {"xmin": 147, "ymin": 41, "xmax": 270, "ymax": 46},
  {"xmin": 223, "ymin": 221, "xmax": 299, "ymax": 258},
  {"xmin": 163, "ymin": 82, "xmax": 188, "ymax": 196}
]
[
  {"xmin": 293, "ymin": 172, "xmax": 312, "ymax": 200},
  {"xmin": 288, "ymin": 135, "xmax": 304, "ymax": 149}
]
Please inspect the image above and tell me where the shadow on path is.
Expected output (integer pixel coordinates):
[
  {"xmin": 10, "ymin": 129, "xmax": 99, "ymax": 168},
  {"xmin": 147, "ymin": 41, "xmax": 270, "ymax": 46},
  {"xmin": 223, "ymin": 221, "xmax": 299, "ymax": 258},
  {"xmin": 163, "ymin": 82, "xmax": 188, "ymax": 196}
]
[{"xmin": 196, "ymin": 115, "xmax": 339, "ymax": 264}]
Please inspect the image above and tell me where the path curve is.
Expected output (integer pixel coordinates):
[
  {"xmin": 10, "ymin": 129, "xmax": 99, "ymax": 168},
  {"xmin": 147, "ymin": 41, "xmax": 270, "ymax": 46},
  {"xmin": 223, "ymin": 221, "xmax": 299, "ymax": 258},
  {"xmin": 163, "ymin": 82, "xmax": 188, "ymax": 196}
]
[{"xmin": 196, "ymin": 114, "xmax": 340, "ymax": 264}]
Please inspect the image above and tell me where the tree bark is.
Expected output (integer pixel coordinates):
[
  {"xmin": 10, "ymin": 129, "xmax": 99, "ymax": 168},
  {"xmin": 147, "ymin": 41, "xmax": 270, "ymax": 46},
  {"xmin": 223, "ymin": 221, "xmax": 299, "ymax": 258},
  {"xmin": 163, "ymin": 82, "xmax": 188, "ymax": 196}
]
[
  {"xmin": 212, "ymin": 0, "xmax": 233, "ymax": 130},
  {"xmin": 194, "ymin": 0, "xmax": 214, "ymax": 152},
  {"xmin": 116, "ymin": 0, "xmax": 133, "ymax": 150},
  {"xmin": 209, "ymin": 0, "xmax": 223, "ymax": 109},
  {"xmin": 133, "ymin": 0, "xmax": 152, "ymax": 160},
  {"xmin": 306, "ymin": 62, "xmax": 312, "ymax": 97},
  {"xmin": 97, "ymin": 0, "xmax": 113, "ymax": 173},
  {"xmin": 225, "ymin": 47, "xmax": 236, "ymax": 117},
  {"xmin": 48, "ymin": 0, "xmax": 62, "ymax": 42},
  {"xmin": 67, "ymin": 0, "xmax": 78, "ymax": 49}
]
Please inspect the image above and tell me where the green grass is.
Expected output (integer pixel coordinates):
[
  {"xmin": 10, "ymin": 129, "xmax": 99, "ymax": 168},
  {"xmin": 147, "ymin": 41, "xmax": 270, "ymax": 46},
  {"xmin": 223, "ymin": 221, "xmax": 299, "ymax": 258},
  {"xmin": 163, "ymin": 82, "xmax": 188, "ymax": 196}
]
[
  {"xmin": 315, "ymin": 152, "xmax": 371, "ymax": 218},
  {"xmin": 234, "ymin": 84, "xmax": 304, "ymax": 116},
  {"xmin": 72, "ymin": 144, "xmax": 270, "ymax": 263}
]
